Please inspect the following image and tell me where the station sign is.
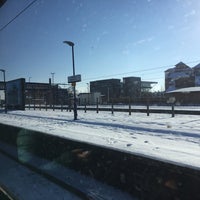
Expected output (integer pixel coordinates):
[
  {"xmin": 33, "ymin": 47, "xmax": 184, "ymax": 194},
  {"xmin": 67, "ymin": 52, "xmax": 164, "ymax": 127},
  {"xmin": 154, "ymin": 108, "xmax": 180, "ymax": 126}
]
[{"xmin": 68, "ymin": 74, "xmax": 81, "ymax": 83}]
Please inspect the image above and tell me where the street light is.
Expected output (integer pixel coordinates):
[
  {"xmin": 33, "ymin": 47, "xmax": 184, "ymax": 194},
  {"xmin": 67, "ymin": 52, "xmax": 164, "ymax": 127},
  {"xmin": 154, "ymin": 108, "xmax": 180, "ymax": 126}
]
[
  {"xmin": 0, "ymin": 69, "xmax": 7, "ymax": 113},
  {"xmin": 63, "ymin": 40, "xmax": 77, "ymax": 120},
  {"xmin": 51, "ymin": 72, "xmax": 55, "ymax": 106},
  {"xmin": 28, "ymin": 77, "xmax": 32, "ymax": 108},
  {"xmin": 51, "ymin": 72, "xmax": 55, "ymax": 84}
]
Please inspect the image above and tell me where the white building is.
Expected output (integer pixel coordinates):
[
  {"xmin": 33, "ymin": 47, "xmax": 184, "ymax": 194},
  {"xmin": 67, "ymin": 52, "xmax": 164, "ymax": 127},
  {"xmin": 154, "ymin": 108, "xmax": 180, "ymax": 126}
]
[{"xmin": 78, "ymin": 92, "xmax": 102, "ymax": 105}]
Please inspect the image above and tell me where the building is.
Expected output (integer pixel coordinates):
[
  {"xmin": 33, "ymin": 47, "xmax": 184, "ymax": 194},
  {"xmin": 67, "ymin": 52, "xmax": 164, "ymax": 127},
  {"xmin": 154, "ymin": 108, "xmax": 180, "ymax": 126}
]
[
  {"xmin": 90, "ymin": 77, "xmax": 157, "ymax": 104},
  {"xmin": 90, "ymin": 79, "xmax": 121, "ymax": 103},
  {"xmin": 165, "ymin": 62, "xmax": 195, "ymax": 92},
  {"xmin": 26, "ymin": 82, "xmax": 69, "ymax": 105},
  {"xmin": 193, "ymin": 63, "xmax": 200, "ymax": 86},
  {"xmin": 78, "ymin": 92, "xmax": 102, "ymax": 105},
  {"xmin": 122, "ymin": 77, "xmax": 141, "ymax": 98},
  {"xmin": 122, "ymin": 76, "xmax": 157, "ymax": 101},
  {"xmin": 166, "ymin": 87, "xmax": 200, "ymax": 105},
  {"xmin": 141, "ymin": 81, "xmax": 158, "ymax": 93},
  {"xmin": 164, "ymin": 62, "xmax": 200, "ymax": 104}
]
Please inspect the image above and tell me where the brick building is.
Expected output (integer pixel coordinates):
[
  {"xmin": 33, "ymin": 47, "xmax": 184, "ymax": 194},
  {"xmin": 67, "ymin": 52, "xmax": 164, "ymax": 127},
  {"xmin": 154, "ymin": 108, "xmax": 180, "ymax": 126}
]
[
  {"xmin": 26, "ymin": 82, "xmax": 69, "ymax": 105},
  {"xmin": 165, "ymin": 62, "xmax": 200, "ymax": 92}
]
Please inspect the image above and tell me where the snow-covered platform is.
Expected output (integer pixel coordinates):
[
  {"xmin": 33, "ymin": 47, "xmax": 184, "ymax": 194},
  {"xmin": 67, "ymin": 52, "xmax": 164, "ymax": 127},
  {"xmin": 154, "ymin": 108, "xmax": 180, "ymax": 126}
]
[
  {"xmin": 0, "ymin": 109, "xmax": 199, "ymax": 170},
  {"xmin": 0, "ymin": 109, "xmax": 200, "ymax": 199}
]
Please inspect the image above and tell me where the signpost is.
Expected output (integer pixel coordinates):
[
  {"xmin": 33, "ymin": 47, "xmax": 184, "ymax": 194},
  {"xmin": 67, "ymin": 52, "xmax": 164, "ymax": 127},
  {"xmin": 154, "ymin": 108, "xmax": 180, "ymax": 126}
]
[{"xmin": 68, "ymin": 74, "xmax": 81, "ymax": 83}]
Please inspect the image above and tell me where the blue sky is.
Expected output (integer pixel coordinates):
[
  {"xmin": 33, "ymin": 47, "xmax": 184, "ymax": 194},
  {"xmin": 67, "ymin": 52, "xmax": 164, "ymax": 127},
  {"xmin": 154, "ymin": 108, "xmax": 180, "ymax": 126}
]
[{"xmin": 0, "ymin": 0, "xmax": 200, "ymax": 92}]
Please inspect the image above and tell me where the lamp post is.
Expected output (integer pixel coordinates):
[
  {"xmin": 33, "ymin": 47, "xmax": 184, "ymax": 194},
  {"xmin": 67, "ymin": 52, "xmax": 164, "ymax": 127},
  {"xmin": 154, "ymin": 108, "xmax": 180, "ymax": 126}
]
[
  {"xmin": 63, "ymin": 41, "xmax": 77, "ymax": 120},
  {"xmin": 51, "ymin": 72, "xmax": 55, "ymax": 107},
  {"xmin": 28, "ymin": 77, "xmax": 32, "ymax": 108},
  {"xmin": 51, "ymin": 72, "xmax": 55, "ymax": 84},
  {"xmin": 0, "ymin": 69, "xmax": 7, "ymax": 113}
]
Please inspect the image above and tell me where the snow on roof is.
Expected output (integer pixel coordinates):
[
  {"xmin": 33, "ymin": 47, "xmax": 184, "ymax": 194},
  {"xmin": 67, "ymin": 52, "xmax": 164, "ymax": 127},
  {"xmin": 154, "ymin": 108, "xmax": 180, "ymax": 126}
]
[{"xmin": 166, "ymin": 86, "xmax": 200, "ymax": 93}]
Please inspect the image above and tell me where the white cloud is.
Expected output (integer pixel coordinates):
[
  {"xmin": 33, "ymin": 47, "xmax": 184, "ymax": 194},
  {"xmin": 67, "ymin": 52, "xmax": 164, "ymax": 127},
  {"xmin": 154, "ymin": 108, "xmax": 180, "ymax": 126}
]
[
  {"xmin": 184, "ymin": 10, "xmax": 196, "ymax": 18},
  {"xmin": 133, "ymin": 36, "xmax": 154, "ymax": 46}
]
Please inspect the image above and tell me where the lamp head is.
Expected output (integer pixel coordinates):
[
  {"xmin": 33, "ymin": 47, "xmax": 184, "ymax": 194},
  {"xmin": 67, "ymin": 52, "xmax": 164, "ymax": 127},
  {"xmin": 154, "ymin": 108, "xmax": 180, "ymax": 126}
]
[{"xmin": 63, "ymin": 41, "xmax": 74, "ymax": 47}]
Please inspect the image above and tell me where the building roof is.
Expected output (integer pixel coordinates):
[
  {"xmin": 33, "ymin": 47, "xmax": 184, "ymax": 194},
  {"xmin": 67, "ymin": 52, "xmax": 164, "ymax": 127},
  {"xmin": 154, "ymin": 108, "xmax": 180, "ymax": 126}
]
[
  {"xmin": 141, "ymin": 81, "xmax": 158, "ymax": 84},
  {"xmin": 175, "ymin": 62, "xmax": 190, "ymax": 69},
  {"xmin": 90, "ymin": 78, "xmax": 121, "ymax": 83},
  {"xmin": 165, "ymin": 61, "xmax": 191, "ymax": 73},
  {"xmin": 123, "ymin": 76, "xmax": 141, "ymax": 79},
  {"xmin": 166, "ymin": 87, "xmax": 200, "ymax": 94},
  {"xmin": 193, "ymin": 63, "xmax": 200, "ymax": 69}
]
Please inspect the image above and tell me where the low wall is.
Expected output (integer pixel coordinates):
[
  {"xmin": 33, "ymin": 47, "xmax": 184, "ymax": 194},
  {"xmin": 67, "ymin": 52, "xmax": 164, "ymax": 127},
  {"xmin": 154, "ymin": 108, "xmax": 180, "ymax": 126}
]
[{"xmin": 0, "ymin": 123, "xmax": 199, "ymax": 199}]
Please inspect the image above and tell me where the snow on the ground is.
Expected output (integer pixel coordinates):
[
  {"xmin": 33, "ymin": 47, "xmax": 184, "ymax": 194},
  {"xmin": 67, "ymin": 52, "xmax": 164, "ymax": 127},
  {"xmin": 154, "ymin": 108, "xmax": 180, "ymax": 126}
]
[{"xmin": 0, "ymin": 109, "xmax": 200, "ymax": 170}]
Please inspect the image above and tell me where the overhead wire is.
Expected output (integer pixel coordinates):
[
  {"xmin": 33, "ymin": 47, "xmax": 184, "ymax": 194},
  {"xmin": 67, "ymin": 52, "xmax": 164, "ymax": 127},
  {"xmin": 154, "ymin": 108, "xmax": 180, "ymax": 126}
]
[
  {"xmin": 0, "ymin": 1, "xmax": 199, "ymax": 86},
  {"xmin": 81, "ymin": 59, "xmax": 200, "ymax": 83},
  {"xmin": 0, "ymin": 0, "xmax": 39, "ymax": 32}
]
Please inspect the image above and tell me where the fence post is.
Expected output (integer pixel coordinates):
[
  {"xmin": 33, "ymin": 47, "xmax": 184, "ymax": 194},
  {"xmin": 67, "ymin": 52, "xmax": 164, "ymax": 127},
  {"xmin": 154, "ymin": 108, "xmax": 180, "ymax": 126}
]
[
  {"xmin": 34, "ymin": 99, "xmax": 35, "ymax": 110},
  {"xmin": 129, "ymin": 97, "xmax": 131, "ymax": 115},
  {"xmin": 147, "ymin": 100, "xmax": 150, "ymax": 116},
  {"xmin": 111, "ymin": 100, "xmax": 114, "ymax": 115},
  {"xmin": 84, "ymin": 98, "xmax": 87, "ymax": 113},
  {"xmin": 96, "ymin": 98, "xmax": 99, "ymax": 113},
  {"xmin": 61, "ymin": 103, "xmax": 63, "ymax": 112},
  {"xmin": 45, "ymin": 102, "xmax": 47, "ymax": 111},
  {"xmin": 172, "ymin": 104, "xmax": 175, "ymax": 117}
]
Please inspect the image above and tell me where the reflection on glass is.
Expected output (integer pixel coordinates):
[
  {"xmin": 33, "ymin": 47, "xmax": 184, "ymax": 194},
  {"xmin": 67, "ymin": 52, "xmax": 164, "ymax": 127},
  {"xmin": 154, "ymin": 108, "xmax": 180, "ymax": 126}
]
[{"xmin": 17, "ymin": 129, "xmax": 35, "ymax": 163}]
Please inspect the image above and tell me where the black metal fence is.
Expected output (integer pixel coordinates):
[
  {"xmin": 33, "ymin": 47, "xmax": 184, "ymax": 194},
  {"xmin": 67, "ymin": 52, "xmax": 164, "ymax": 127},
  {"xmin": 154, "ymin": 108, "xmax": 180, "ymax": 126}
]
[{"xmin": 24, "ymin": 103, "xmax": 200, "ymax": 118}]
